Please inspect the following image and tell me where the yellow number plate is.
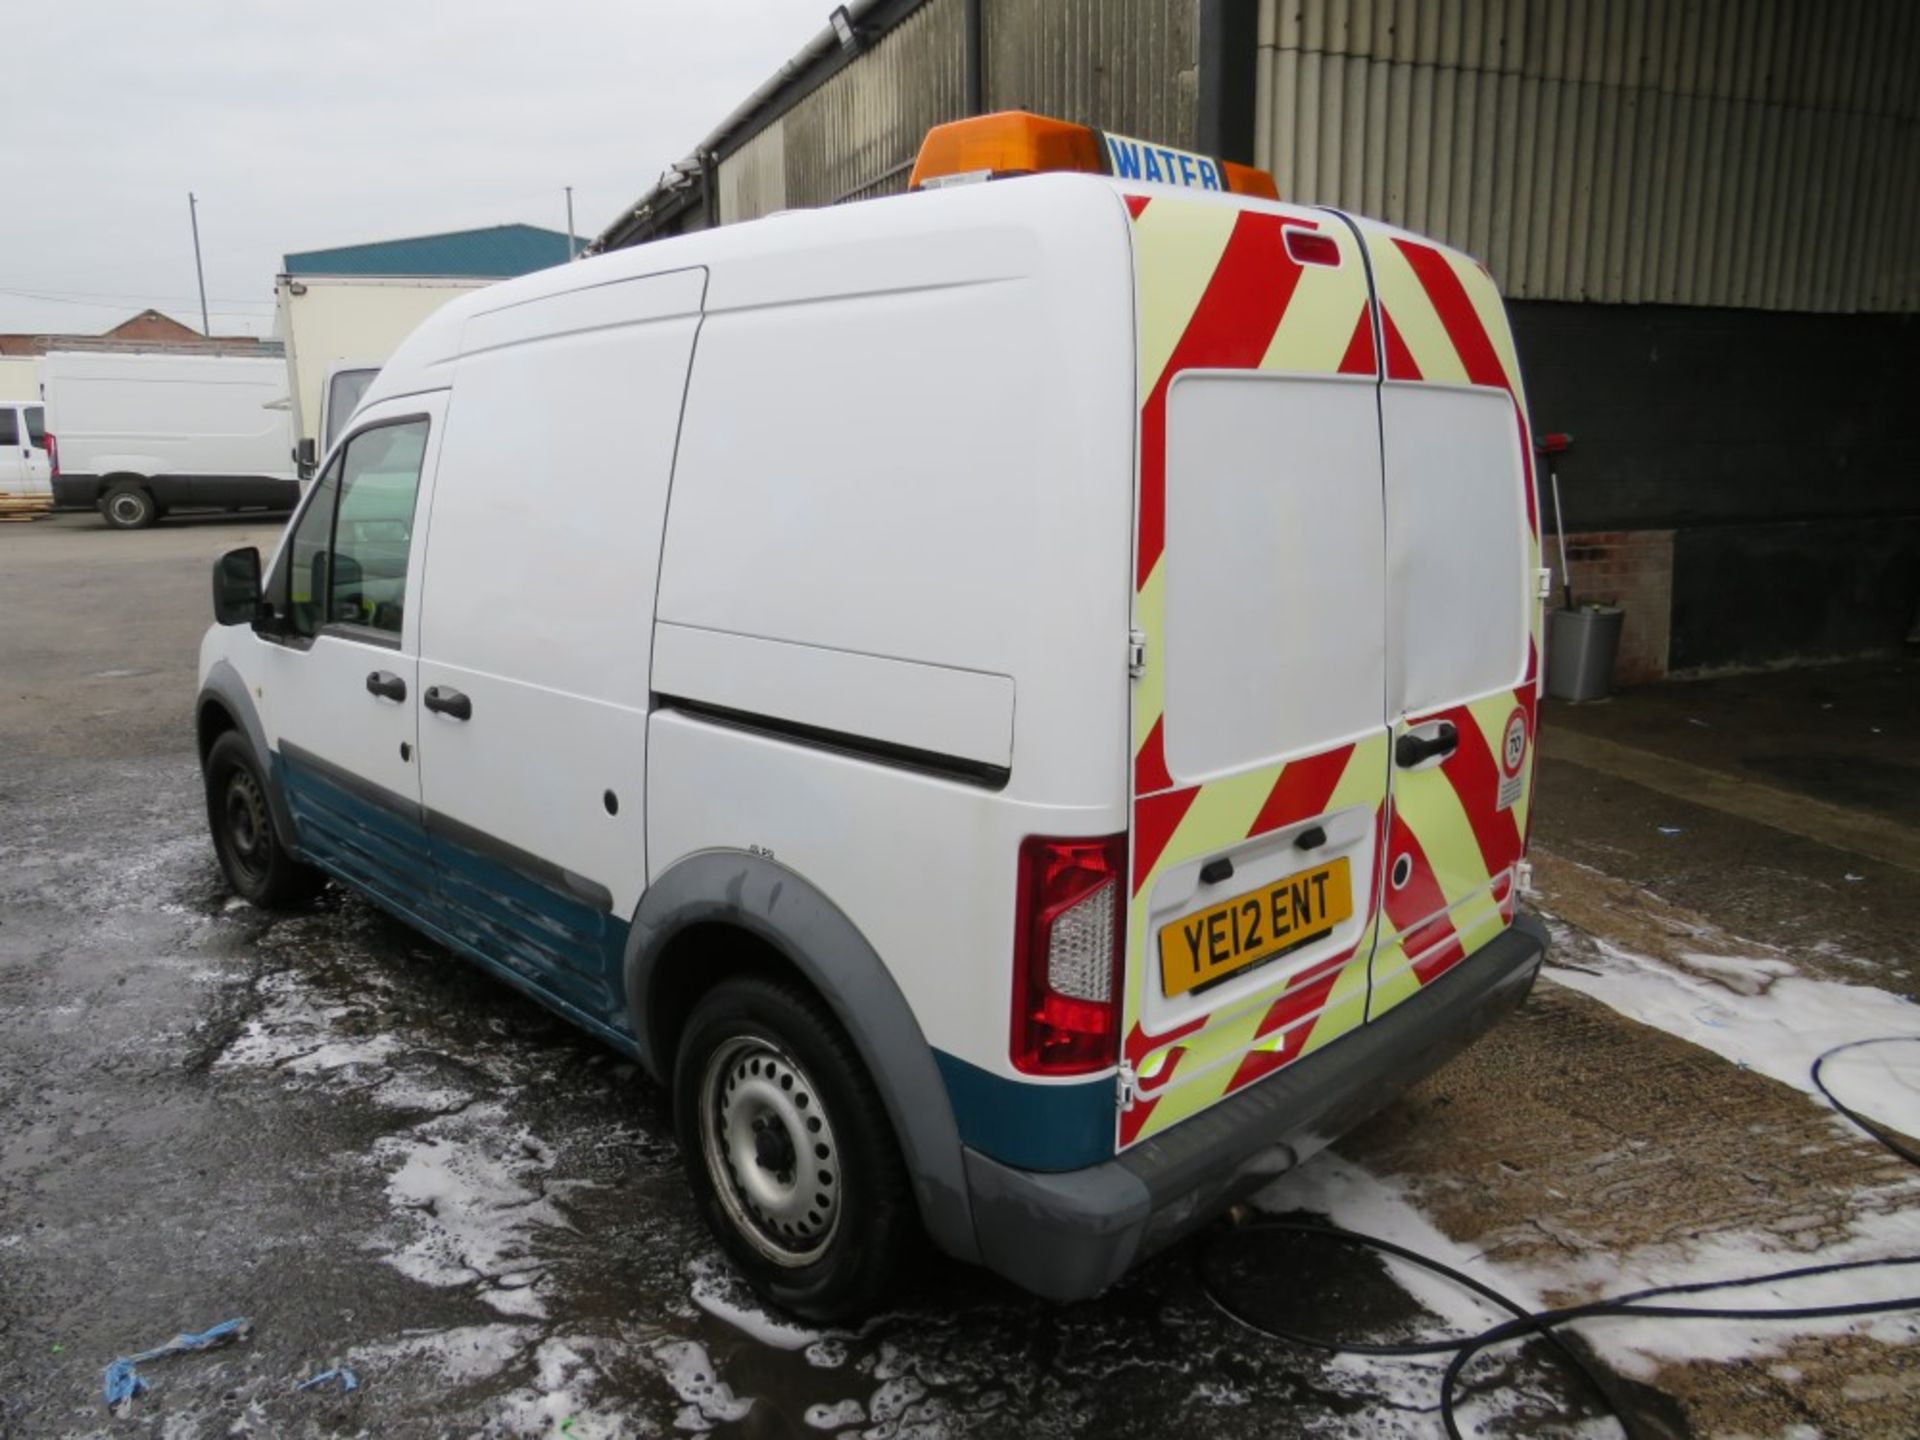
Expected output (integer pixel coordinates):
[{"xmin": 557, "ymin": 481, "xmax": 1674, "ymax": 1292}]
[{"xmin": 1159, "ymin": 857, "xmax": 1352, "ymax": 998}]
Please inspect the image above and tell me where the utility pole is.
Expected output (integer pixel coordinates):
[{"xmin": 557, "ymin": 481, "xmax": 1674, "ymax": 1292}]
[
  {"xmin": 187, "ymin": 192, "xmax": 211, "ymax": 335},
  {"xmin": 565, "ymin": 186, "xmax": 577, "ymax": 260}
]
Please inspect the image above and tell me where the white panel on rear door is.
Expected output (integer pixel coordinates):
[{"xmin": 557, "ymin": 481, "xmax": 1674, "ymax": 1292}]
[
  {"xmin": 1381, "ymin": 382, "xmax": 1531, "ymax": 715},
  {"xmin": 1161, "ymin": 371, "xmax": 1386, "ymax": 784}
]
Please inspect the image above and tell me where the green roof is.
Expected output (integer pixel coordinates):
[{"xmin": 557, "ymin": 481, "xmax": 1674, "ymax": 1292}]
[{"xmin": 283, "ymin": 224, "xmax": 577, "ymax": 278}]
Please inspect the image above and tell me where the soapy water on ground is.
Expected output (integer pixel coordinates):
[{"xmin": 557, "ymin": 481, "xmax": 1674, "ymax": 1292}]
[{"xmin": 1542, "ymin": 920, "xmax": 1920, "ymax": 1139}]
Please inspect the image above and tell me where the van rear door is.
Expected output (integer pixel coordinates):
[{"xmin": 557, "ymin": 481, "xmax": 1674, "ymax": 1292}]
[
  {"xmin": 1359, "ymin": 226, "xmax": 1541, "ymax": 1016},
  {"xmin": 1117, "ymin": 191, "xmax": 1392, "ymax": 1151}
]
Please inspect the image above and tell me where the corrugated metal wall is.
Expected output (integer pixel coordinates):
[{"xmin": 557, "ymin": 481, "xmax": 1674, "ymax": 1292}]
[
  {"xmin": 716, "ymin": 0, "xmax": 1205, "ymax": 223},
  {"xmin": 984, "ymin": 0, "xmax": 1202, "ymax": 148},
  {"xmin": 718, "ymin": 0, "xmax": 966, "ymax": 223},
  {"xmin": 1254, "ymin": 0, "xmax": 1920, "ymax": 311}
]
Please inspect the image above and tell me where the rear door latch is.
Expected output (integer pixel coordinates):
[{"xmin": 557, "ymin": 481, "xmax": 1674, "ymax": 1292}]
[{"xmin": 1128, "ymin": 628, "xmax": 1147, "ymax": 679}]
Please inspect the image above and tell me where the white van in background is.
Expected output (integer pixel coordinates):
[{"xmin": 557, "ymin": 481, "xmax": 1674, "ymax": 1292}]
[
  {"xmin": 0, "ymin": 400, "xmax": 54, "ymax": 519},
  {"xmin": 43, "ymin": 348, "xmax": 297, "ymax": 528},
  {"xmin": 196, "ymin": 114, "xmax": 1548, "ymax": 1319}
]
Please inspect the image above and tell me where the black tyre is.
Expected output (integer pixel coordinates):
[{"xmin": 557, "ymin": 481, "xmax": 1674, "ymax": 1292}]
[
  {"xmin": 100, "ymin": 483, "xmax": 157, "ymax": 530},
  {"xmin": 203, "ymin": 731, "xmax": 320, "ymax": 908},
  {"xmin": 673, "ymin": 975, "xmax": 919, "ymax": 1320}
]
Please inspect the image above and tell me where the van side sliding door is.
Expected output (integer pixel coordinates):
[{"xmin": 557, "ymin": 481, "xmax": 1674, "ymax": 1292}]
[{"xmin": 413, "ymin": 267, "xmax": 706, "ymax": 1032}]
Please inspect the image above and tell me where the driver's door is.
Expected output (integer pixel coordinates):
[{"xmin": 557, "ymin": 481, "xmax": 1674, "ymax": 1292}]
[{"xmin": 257, "ymin": 395, "xmax": 446, "ymax": 917}]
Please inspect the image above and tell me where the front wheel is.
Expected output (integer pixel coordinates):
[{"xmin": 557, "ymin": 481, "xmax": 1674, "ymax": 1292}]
[
  {"xmin": 203, "ymin": 731, "xmax": 321, "ymax": 908},
  {"xmin": 673, "ymin": 975, "xmax": 919, "ymax": 1320}
]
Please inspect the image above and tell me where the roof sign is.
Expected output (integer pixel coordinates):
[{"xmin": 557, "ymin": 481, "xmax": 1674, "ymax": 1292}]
[{"xmin": 909, "ymin": 111, "xmax": 1279, "ymax": 200}]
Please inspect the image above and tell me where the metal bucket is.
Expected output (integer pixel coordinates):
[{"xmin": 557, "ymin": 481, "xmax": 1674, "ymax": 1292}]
[{"xmin": 1545, "ymin": 606, "xmax": 1624, "ymax": 702}]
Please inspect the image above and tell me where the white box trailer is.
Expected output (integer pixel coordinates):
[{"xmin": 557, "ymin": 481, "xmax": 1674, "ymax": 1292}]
[
  {"xmin": 43, "ymin": 347, "xmax": 296, "ymax": 528},
  {"xmin": 275, "ymin": 275, "xmax": 489, "ymax": 472},
  {"xmin": 0, "ymin": 356, "xmax": 39, "ymax": 402}
]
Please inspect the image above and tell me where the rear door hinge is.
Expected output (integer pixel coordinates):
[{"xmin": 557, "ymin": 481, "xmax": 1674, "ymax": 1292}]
[
  {"xmin": 1117, "ymin": 1060, "xmax": 1139, "ymax": 1110},
  {"xmin": 1128, "ymin": 628, "xmax": 1147, "ymax": 679},
  {"xmin": 1536, "ymin": 567, "xmax": 1554, "ymax": 600}
]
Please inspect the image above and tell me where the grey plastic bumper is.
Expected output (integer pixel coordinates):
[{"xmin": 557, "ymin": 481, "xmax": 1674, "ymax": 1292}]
[{"xmin": 964, "ymin": 915, "xmax": 1548, "ymax": 1302}]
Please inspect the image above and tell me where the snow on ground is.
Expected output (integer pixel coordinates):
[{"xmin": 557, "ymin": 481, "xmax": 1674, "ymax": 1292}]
[{"xmin": 1542, "ymin": 921, "xmax": 1920, "ymax": 1138}]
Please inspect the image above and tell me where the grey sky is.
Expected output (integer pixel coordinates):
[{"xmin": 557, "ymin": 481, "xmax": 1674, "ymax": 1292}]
[{"xmin": 1, "ymin": 2, "xmax": 828, "ymax": 337}]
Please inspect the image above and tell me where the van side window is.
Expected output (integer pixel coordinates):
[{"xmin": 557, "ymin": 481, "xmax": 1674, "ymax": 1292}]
[
  {"xmin": 330, "ymin": 420, "xmax": 428, "ymax": 635},
  {"xmin": 0, "ymin": 410, "xmax": 16, "ymax": 446},
  {"xmin": 285, "ymin": 459, "xmax": 341, "ymax": 639},
  {"xmin": 24, "ymin": 407, "xmax": 45, "ymax": 446}
]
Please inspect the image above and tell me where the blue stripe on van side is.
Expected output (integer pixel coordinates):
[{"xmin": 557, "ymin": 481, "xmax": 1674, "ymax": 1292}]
[
  {"xmin": 274, "ymin": 745, "xmax": 633, "ymax": 1038},
  {"xmin": 276, "ymin": 747, "xmax": 438, "ymax": 919},
  {"xmin": 430, "ymin": 833, "xmax": 629, "ymax": 1025},
  {"xmin": 933, "ymin": 1050, "xmax": 1115, "ymax": 1172}
]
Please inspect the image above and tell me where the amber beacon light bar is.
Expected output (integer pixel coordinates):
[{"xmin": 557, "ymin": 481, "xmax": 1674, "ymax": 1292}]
[{"xmin": 909, "ymin": 111, "xmax": 1280, "ymax": 200}]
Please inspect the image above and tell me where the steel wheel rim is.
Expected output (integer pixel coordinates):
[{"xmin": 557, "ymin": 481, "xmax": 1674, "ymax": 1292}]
[
  {"xmin": 223, "ymin": 768, "xmax": 271, "ymax": 883},
  {"xmin": 699, "ymin": 1035, "xmax": 842, "ymax": 1267},
  {"xmin": 108, "ymin": 492, "xmax": 146, "ymax": 525}
]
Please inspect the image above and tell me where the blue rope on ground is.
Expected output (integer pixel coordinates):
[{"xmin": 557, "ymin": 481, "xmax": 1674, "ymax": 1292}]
[
  {"xmin": 296, "ymin": 1366, "xmax": 359, "ymax": 1393},
  {"xmin": 101, "ymin": 1318, "xmax": 251, "ymax": 1407}
]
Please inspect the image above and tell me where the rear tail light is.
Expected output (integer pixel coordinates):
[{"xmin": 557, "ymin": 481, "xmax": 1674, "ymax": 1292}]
[
  {"xmin": 46, "ymin": 433, "xmax": 58, "ymax": 476},
  {"xmin": 1011, "ymin": 833, "xmax": 1127, "ymax": 1075}
]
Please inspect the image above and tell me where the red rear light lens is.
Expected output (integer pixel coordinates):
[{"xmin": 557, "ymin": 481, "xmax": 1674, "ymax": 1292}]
[
  {"xmin": 46, "ymin": 433, "xmax": 58, "ymax": 476},
  {"xmin": 1284, "ymin": 228, "xmax": 1342, "ymax": 267},
  {"xmin": 1011, "ymin": 833, "xmax": 1127, "ymax": 1075}
]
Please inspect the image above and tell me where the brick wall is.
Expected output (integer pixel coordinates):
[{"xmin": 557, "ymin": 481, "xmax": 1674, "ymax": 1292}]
[{"xmin": 1545, "ymin": 529, "xmax": 1675, "ymax": 686}]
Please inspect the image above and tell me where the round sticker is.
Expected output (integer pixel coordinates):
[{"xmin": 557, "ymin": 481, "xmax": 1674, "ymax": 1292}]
[{"xmin": 1500, "ymin": 709, "xmax": 1529, "ymax": 777}]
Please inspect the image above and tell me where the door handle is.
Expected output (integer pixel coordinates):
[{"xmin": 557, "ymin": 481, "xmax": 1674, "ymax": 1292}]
[
  {"xmin": 423, "ymin": 685, "xmax": 472, "ymax": 721},
  {"xmin": 1395, "ymin": 721, "xmax": 1458, "ymax": 769},
  {"xmin": 365, "ymin": 670, "xmax": 406, "ymax": 702}
]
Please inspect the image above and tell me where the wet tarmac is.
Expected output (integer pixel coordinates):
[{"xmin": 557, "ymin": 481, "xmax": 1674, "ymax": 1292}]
[{"xmin": 3, "ymin": 515, "xmax": 1916, "ymax": 1437}]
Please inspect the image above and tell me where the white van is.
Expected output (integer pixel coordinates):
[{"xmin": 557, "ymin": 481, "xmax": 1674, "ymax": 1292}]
[
  {"xmin": 43, "ymin": 348, "xmax": 297, "ymax": 528},
  {"xmin": 196, "ymin": 114, "xmax": 1547, "ymax": 1318},
  {"xmin": 0, "ymin": 401, "xmax": 54, "ymax": 519}
]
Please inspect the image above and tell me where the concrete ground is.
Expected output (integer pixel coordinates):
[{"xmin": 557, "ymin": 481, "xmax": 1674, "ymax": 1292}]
[{"xmin": 1, "ymin": 511, "xmax": 1916, "ymax": 1438}]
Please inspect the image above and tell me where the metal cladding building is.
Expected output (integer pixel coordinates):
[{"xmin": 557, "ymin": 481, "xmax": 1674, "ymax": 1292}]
[{"xmin": 595, "ymin": 0, "xmax": 1918, "ymax": 679}]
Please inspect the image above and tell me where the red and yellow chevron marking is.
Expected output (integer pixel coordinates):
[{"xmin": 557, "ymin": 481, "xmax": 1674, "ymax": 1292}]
[
  {"xmin": 1120, "ymin": 190, "xmax": 1385, "ymax": 1148},
  {"xmin": 1358, "ymin": 224, "xmax": 1544, "ymax": 1020}
]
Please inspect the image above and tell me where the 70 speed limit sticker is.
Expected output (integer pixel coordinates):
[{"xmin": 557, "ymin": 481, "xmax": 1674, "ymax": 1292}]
[{"xmin": 1495, "ymin": 709, "xmax": 1528, "ymax": 811}]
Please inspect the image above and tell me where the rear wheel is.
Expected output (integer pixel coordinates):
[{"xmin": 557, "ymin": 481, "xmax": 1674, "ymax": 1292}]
[
  {"xmin": 100, "ymin": 483, "xmax": 157, "ymax": 530},
  {"xmin": 203, "ymin": 731, "xmax": 320, "ymax": 908},
  {"xmin": 673, "ymin": 975, "xmax": 918, "ymax": 1320}
]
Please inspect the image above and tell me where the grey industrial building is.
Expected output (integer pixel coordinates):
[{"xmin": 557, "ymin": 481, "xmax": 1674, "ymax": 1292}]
[{"xmin": 594, "ymin": 0, "xmax": 1918, "ymax": 680}]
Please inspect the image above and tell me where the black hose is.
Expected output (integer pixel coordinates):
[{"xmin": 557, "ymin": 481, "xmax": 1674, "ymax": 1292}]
[
  {"xmin": 1196, "ymin": 1035, "xmax": 1920, "ymax": 1439},
  {"xmin": 1811, "ymin": 1036, "xmax": 1920, "ymax": 1167}
]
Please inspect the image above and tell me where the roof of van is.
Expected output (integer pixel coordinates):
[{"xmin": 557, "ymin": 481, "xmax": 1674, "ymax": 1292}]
[
  {"xmin": 365, "ymin": 175, "xmax": 1150, "ymax": 404},
  {"xmin": 282, "ymin": 224, "xmax": 580, "ymax": 279}
]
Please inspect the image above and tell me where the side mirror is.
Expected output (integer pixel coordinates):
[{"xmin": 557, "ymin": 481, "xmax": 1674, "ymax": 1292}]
[
  {"xmin": 212, "ymin": 546, "xmax": 262, "ymax": 626},
  {"xmin": 296, "ymin": 437, "xmax": 317, "ymax": 478}
]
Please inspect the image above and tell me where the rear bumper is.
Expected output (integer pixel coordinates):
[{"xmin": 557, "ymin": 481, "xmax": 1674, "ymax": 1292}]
[{"xmin": 963, "ymin": 915, "xmax": 1547, "ymax": 1302}]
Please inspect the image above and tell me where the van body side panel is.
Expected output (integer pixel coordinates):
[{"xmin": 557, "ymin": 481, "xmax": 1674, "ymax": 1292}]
[
  {"xmin": 649, "ymin": 180, "xmax": 1135, "ymax": 1101},
  {"xmin": 1355, "ymin": 224, "xmax": 1543, "ymax": 1017},
  {"xmin": 1118, "ymin": 191, "xmax": 1392, "ymax": 1152}
]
